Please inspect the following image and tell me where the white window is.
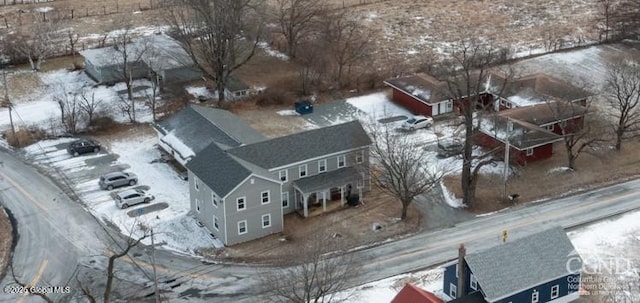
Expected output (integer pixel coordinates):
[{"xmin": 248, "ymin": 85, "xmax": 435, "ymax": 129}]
[
  {"xmin": 318, "ymin": 159, "xmax": 327, "ymax": 173},
  {"xmin": 544, "ymin": 124, "xmax": 554, "ymax": 131},
  {"xmin": 447, "ymin": 101, "xmax": 452, "ymax": 109},
  {"xmin": 261, "ymin": 214, "xmax": 271, "ymax": 228},
  {"xmin": 299, "ymin": 164, "xmax": 307, "ymax": 177},
  {"xmin": 532, "ymin": 290, "xmax": 539, "ymax": 303},
  {"xmin": 279, "ymin": 170, "xmax": 288, "ymax": 182},
  {"xmin": 551, "ymin": 285, "xmax": 559, "ymax": 299},
  {"xmin": 450, "ymin": 283, "xmax": 457, "ymax": 298},
  {"xmin": 237, "ymin": 197, "xmax": 246, "ymax": 211},
  {"xmin": 356, "ymin": 150, "xmax": 363, "ymax": 163},
  {"xmin": 212, "ymin": 192, "xmax": 218, "ymax": 207},
  {"xmin": 194, "ymin": 178, "xmax": 199, "ymax": 191},
  {"xmin": 526, "ymin": 148, "xmax": 534, "ymax": 156},
  {"xmin": 195, "ymin": 198, "xmax": 200, "ymax": 212},
  {"xmin": 282, "ymin": 192, "xmax": 289, "ymax": 208},
  {"xmin": 237, "ymin": 220, "xmax": 247, "ymax": 235},
  {"xmin": 337, "ymin": 155, "xmax": 346, "ymax": 168},
  {"xmin": 213, "ymin": 215, "xmax": 219, "ymax": 230},
  {"xmin": 261, "ymin": 190, "xmax": 270, "ymax": 205},
  {"xmin": 470, "ymin": 274, "xmax": 478, "ymax": 290},
  {"xmin": 250, "ymin": 178, "xmax": 255, "ymax": 184}
]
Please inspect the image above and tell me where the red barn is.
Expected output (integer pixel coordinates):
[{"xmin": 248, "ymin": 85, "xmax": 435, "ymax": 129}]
[{"xmin": 383, "ymin": 73, "xmax": 454, "ymax": 117}]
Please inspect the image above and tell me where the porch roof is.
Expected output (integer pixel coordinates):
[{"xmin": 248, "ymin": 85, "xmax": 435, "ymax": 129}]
[{"xmin": 293, "ymin": 167, "xmax": 360, "ymax": 194}]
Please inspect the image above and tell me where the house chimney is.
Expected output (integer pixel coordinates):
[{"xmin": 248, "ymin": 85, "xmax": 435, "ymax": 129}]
[{"xmin": 457, "ymin": 244, "xmax": 467, "ymax": 299}]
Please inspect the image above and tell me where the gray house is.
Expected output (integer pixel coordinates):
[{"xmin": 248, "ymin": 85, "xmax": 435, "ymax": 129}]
[
  {"xmin": 153, "ymin": 105, "xmax": 265, "ymax": 165},
  {"xmin": 186, "ymin": 121, "xmax": 372, "ymax": 246},
  {"xmin": 80, "ymin": 33, "xmax": 202, "ymax": 85}
]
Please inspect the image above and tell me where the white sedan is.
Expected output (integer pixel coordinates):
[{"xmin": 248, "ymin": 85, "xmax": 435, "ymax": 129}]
[
  {"xmin": 402, "ymin": 115, "xmax": 434, "ymax": 130},
  {"xmin": 114, "ymin": 189, "xmax": 154, "ymax": 209}
]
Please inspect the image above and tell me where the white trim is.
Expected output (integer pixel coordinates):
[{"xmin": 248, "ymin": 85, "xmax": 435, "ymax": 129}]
[
  {"xmin": 526, "ymin": 148, "xmax": 534, "ymax": 156},
  {"xmin": 223, "ymin": 197, "xmax": 228, "ymax": 245},
  {"xmin": 355, "ymin": 150, "xmax": 364, "ymax": 164},
  {"xmin": 221, "ymin": 173, "xmax": 282, "ymax": 200},
  {"xmin": 279, "ymin": 169, "xmax": 288, "ymax": 182},
  {"xmin": 237, "ymin": 220, "xmax": 247, "ymax": 235},
  {"xmin": 550, "ymin": 284, "xmax": 559, "ymax": 299},
  {"xmin": 261, "ymin": 190, "xmax": 270, "ymax": 205},
  {"xmin": 490, "ymin": 272, "xmax": 581, "ymax": 301},
  {"xmin": 194, "ymin": 177, "xmax": 199, "ymax": 191},
  {"xmin": 532, "ymin": 289, "xmax": 539, "ymax": 303},
  {"xmin": 337, "ymin": 155, "xmax": 346, "ymax": 168},
  {"xmin": 236, "ymin": 196, "xmax": 246, "ymax": 211},
  {"xmin": 449, "ymin": 283, "xmax": 457, "ymax": 298},
  {"xmin": 261, "ymin": 213, "xmax": 271, "ymax": 228},
  {"xmin": 478, "ymin": 129, "xmax": 564, "ymax": 150},
  {"xmin": 470, "ymin": 273, "xmax": 478, "ymax": 290},
  {"xmin": 282, "ymin": 191, "xmax": 289, "ymax": 208},
  {"xmin": 213, "ymin": 215, "xmax": 219, "ymax": 231},
  {"xmin": 455, "ymin": 263, "xmax": 459, "ymax": 278},
  {"xmin": 268, "ymin": 147, "xmax": 366, "ymax": 171},
  {"xmin": 318, "ymin": 159, "xmax": 327, "ymax": 173},
  {"xmin": 195, "ymin": 198, "xmax": 200, "ymax": 212},
  {"xmin": 299, "ymin": 164, "xmax": 308, "ymax": 178},
  {"xmin": 212, "ymin": 192, "xmax": 218, "ymax": 208}
]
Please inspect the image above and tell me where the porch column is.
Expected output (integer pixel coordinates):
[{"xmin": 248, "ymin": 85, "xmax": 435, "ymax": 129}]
[
  {"xmin": 322, "ymin": 190, "xmax": 327, "ymax": 212},
  {"xmin": 303, "ymin": 193, "xmax": 309, "ymax": 218},
  {"xmin": 341, "ymin": 186, "xmax": 345, "ymax": 206},
  {"xmin": 359, "ymin": 187, "xmax": 363, "ymax": 203}
]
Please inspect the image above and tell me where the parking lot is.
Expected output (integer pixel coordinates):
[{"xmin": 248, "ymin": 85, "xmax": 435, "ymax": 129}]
[{"xmin": 22, "ymin": 128, "xmax": 222, "ymax": 255}]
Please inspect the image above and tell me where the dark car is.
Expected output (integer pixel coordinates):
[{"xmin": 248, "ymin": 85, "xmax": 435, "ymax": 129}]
[
  {"xmin": 99, "ymin": 172, "xmax": 138, "ymax": 190},
  {"xmin": 67, "ymin": 139, "xmax": 101, "ymax": 156},
  {"xmin": 437, "ymin": 138, "xmax": 464, "ymax": 158}
]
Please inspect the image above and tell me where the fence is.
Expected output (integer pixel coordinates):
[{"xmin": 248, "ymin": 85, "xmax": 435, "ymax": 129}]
[{"xmin": 0, "ymin": 0, "xmax": 55, "ymax": 6}]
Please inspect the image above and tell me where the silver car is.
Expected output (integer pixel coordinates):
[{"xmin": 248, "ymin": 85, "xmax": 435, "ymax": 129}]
[
  {"xmin": 114, "ymin": 189, "xmax": 154, "ymax": 209},
  {"xmin": 99, "ymin": 172, "xmax": 138, "ymax": 190}
]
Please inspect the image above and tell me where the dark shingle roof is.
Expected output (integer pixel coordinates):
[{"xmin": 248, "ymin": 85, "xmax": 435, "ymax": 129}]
[
  {"xmin": 464, "ymin": 227, "xmax": 580, "ymax": 302},
  {"xmin": 479, "ymin": 114, "xmax": 563, "ymax": 150},
  {"xmin": 384, "ymin": 73, "xmax": 448, "ymax": 105},
  {"xmin": 185, "ymin": 144, "xmax": 252, "ymax": 197},
  {"xmin": 229, "ymin": 120, "xmax": 371, "ymax": 169},
  {"xmin": 226, "ymin": 76, "xmax": 250, "ymax": 92},
  {"xmin": 156, "ymin": 105, "xmax": 265, "ymax": 155},
  {"xmin": 500, "ymin": 101, "xmax": 588, "ymax": 126},
  {"xmin": 293, "ymin": 167, "xmax": 360, "ymax": 193}
]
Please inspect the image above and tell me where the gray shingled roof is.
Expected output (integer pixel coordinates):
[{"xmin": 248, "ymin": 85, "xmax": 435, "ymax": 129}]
[
  {"xmin": 293, "ymin": 167, "xmax": 360, "ymax": 193},
  {"xmin": 185, "ymin": 143, "xmax": 252, "ymax": 197},
  {"xmin": 464, "ymin": 227, "xmax": 580, "ymax": 302},
  {"xmin": 229, "ymin": 120, "xmax": 371, "ymax": 169},
  {"xmin": 156, "ymin": 105, "xmax": 265, "ymax": 156},
  {"xmin": 190, "ymin": 105, "xmax": 265, "ymax": 145}
]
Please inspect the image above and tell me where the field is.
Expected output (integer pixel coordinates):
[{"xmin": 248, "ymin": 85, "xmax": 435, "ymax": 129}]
[{"xmin": 0, "ymin": 0, "xmax": 602, "ymax": 65}]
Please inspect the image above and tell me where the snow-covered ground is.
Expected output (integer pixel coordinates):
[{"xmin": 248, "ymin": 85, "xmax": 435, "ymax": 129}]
[
  {"xmin": 0, "ymin": 69, "xmax": 156, "ymax": 134},
  {"xmin": 23, "ymin": 135, "xmax": 223, "ymax": 256},
  {"xmin": 344, "ymin": 210, "xmax": 640, "ymax": 302}
]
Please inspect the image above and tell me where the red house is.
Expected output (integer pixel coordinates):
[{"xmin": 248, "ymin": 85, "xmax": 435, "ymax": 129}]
[{"xmin": 391, "ymin": 283, "xmax": 444, "ymax": 303}]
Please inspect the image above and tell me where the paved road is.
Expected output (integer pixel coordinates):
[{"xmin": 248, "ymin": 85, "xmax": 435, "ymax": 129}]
[{"xmin": 2, "ymin": 145, "xmax": 640, "ymax": 302}]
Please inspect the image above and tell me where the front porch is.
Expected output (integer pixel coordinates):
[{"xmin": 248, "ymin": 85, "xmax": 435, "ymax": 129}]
[{"xmin": 293, "ymin": 167, "xmax": 363, "ymax": 218}]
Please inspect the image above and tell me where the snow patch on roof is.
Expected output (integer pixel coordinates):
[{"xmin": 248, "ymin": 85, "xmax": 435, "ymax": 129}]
[
  {"xmin": 161, "ymin": 131, "xmax": 195, "ymax": 160},
  {"xmin": 506, "ymin": 95, "xmax": 543, "ymax": 107}
]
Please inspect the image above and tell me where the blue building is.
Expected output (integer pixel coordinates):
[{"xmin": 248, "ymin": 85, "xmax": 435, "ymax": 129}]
[{"xmin": 443, "ymin": 227, "xmax": 582, "ymax": 303}]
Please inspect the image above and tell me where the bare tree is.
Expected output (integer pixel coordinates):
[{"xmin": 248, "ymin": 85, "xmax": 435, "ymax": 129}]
[
  {"xmin": 367, "ymin": 121, "xmax": 446, "ymax": 220},
  {"xmin": 166, "ymin": 0, "xmax": 265, "ymax": 103},
  {"xmin": 297, "ymin": 39, "xmax": 327, "ymax": 95},
  {"xmin": 258, "ymin": 231, "xmax": 360, "ymax": 303},
  {"xmin": 547, "ymin": 101, "xmax": 609, "ymax": 170},
  {"xmin": 273, "ymin": 0, "xmax": 327, "ymax": 58},
  {"xmin": 10, "ymin": 13, "xmax": 63, "ymax": 71},
  {"xmin": 604, "ymin": 57, "xmax": 640, "ymax": 151},
  {"xmin": 322, "ymin": 10, "xmax": 372, "ymax": 89},
  {"xmin": 444, "ymin": 40, "xmax": 511, "ymax": 208},
  {"xmin": 53, "ymin": 84, "xmax": 81, "ymax": 134},
  {"xmin": 103, "ymin": 231, "xmax": 150, "ymax": 303},
  {"xmin": 110, "ymin": 19, "xmax": 149, "ymax": 122},
  {"xmin": 596, "ymin": 0, "xmax": 618, "ymax": 41},
  {"xmin": 67, "ymin": 29, "xmax": 80, "ymax": 59},
  {"xmin": 78, "ymin": 87, "xmax": 103, "ymax": 126}
]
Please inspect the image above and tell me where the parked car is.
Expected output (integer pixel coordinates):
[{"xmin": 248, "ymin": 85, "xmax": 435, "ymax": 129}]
[
  {"xmin": 99, "ymin": 172, "xmax": 138, "ymax": 190},
  {"xmin": 437, "ymin": 138, "xmax": 464, "ymax": 158},
  {"xmin": 402, "ymin": 115, "xmax": 434, "ymax": 130},
  {"xmin": 114, "ymin": 189, "xmax": 154, "ymax": 209},
  {"xmin": 67, "ymin": 139, "xmax": 101, "ymax": 156}
]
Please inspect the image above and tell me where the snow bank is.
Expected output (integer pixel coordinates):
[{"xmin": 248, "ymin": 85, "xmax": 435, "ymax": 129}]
[
  {"xmin": 440, "ymin": 181, "xmax": 464, "ymax": 208},
  {"xmin": 346, "ymin": 92, "xmax": 411, "ymax": 119}
]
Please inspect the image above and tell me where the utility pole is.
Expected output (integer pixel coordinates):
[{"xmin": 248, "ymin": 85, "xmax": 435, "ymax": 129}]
[
  {"xmin": 151, "ymin": 228, "xmax": 161, "ymax": 303},
  {"xmin": 1, "ymin": 71, "xmax": 16, "ymax": 145},
  {"xmin": 502, "ymin": 119, "xmax": 512, "ymax": 199}
]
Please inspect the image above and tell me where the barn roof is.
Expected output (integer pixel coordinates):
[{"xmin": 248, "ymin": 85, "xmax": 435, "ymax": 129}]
[
  {"xmin": 499, "ymin": 101, "xmax": 588, "ymax": 126},
  {"xmin": 478, "ymin": 114, "xmax": 562, "ymax": 150},
  {"xmin": 392, "ymin": 283, "xmax": 444, "ymax": 303}
]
